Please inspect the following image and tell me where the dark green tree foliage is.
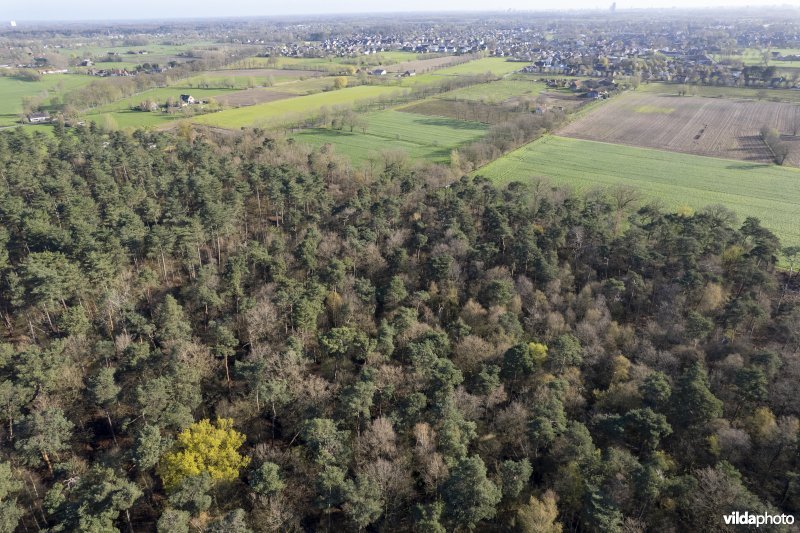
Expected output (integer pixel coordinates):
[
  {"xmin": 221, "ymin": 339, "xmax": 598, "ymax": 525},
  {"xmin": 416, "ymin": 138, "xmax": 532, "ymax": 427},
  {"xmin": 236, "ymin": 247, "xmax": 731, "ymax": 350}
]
[
  {"xmin": 414, "ymin": 501, "xmax": 446, "ymax": 533},
  {"xmin": 442, "ymin": 455, "xmax": 502, "ymax": 530},
  {"xmin": 45, "ymin": 467, "xmax": 141, "ymax": 532},
  {"xmin": 303, "ymin": 418, "xmax": 350, "ymax": 466},
  {"xmin": 167, "ymin": 474, "xmax": 213, "ymax": 516},
  {"xmin": 157, "ymin": 508, "xmax": 190, "ymax": 533},
  {"xmin": 133, "ymin": 424, "xmax": 172, "ymax": 471},
  {"xmin": 500, "ymin": 458, "xmax": 533, "ymax": 500},
  {"xmin": 0, "ymin": 126, "xmax": 795, "ymax": 531},
  {"xmin": 343, "ymin": 472, "xmax": 384, "ymax": 529},
  {"xmin": 249, "ymin": 461, "xmax": 284, "ymax": 497},
  {"xmin": 15, "ymin": 407, "xmax": 73, "ymax": 474},
  {"xmin": 155, "ymin": 295, "xmax": 192, "ymax": 343},
  {"xmin": 206, "ymin": 508, "xmax": 253, "ymax": 532},
  {"xmin": 670, "ymin": 362, "xmax": 723, "ymax": 429},
  {"xmin": 640, "ymin": 372, "xmax": 672, "ymax": 410},
  {"xmin": 0, "ymin": 462, "xmax": 23, "ymax": 532}
]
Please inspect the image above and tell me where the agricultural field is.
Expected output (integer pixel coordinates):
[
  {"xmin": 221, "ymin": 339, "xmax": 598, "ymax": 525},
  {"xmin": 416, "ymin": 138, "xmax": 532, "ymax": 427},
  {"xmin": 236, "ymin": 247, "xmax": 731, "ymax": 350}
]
[
  {"xmin": 558, "ymin": 91, "xmax": 800, "ymax": 166},
  {"xmin": 714, "ymin": 48, "xmax": 800, "ymax": 69},
  {"xmin": 292, "ymin": 110, "xmax": 487, "ymax": 164},
  {"xmin": 401, "ymin": 82, "xmax": 585, "ymax": 124},
  {"xmin": 182, "ymin": 68, "xmax": 323, "ymax": 89},
  {"xmin": 212, "ymin": 89, "xmax": 296, "ymax": 107},
  {"xmin": 227, "ymin": 52, "xmax": 421, "ymax": 73},
  {"xmin": 399, "ymin": 98, "xmax": 514, "ymax": 124},
  {"xmin": 400, "ymin": 57, "xmax": 524, "ymax": 86},
  {"xmin": 383, "ymin": 55, "xmax": 462, "ymax": 74},
  {"xmin": 0, "ymin": 74, "xmax": 95, "ymax": 126},
  {"xmin": 429, "ymin": 57, "xmax": 524, "ymax": 77},
  {"xmin": 88, "ymin": 110, "xmax": 178, "ymax": 130},
  {"xmin": 639, "ymin": 81, "xmax": 800, "ymax": 103},
  {"xmin": 58, "ymin": 41, "xmax": 222, "ymax": 68},
  {"xmin": 192, "ymin": 85, "xmax": 405, "ymax": 128},
  {"xmin": 226, "ymin": 56, "xmax": 341, "ymax": 72},
  {"xmin": 264, "ymin": 77, "xmax": 338, "ymax": 95},
  {"xmin": 476, "ymin": 135, "xmax": 800, "ymax": 248},
  {"xmin": 79, "ymin": 86, "xmax": 241, "ymax": 130},
  {"xmin": 89, "ymin": 87, "xmax": 239, "ymax": 113},
  {"xmin": 437, "ymin": 79, "xmax": 548, "ymax": 104}
]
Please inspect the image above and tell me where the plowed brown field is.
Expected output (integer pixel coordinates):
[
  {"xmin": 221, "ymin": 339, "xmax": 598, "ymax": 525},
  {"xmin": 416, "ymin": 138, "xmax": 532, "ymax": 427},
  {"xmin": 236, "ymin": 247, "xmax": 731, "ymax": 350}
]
[{"xmin": 558, "ymin": 92, "xmax": 800, "ymax": 166}]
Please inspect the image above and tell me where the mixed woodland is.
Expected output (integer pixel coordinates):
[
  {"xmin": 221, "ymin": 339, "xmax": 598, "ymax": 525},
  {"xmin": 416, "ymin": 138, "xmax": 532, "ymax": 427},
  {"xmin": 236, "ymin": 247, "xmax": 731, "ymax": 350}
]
[{"xmin": 0, "ymin": 123, "xmax": 798, "ymax": 532}]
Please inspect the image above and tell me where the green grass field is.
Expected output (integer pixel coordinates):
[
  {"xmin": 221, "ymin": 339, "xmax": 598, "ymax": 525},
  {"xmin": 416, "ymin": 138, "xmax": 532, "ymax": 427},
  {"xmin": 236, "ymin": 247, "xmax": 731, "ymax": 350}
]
[
  {"xmin": 192, "ymin": 85, "xmax": 405, "ymax": 128},
  {"xmin": 226, "ymin": 56, "xmax": 341, "ymax": 72},
  {"xmin": 57, "ymin": 41, "xmax": 218, "ymax": 64},
  {"xmin": 476, "ymin": 135, "xmax": 800, "ymax": 248},
  {"xmin": 78, "ymin": 86, "xmax": 241, "ymax": 130},
  {"xmin": 714, "ymin": 48, "xmax": 800, "ymax": 69},
  {"xmin": 182, "ymin": 72, "xmax": 322, "ymax": 89},
  {"xmin": 399, "ymin": 57, "xmax": 524, "ymax": 86},
  {"xmin": 292, "ymin": 110, "xmax": 487, "ymax": 164},
  {"xmin": 437, "ymin": 79, "xmax": 548, "ymax": 103},
  {"xmin": 227, "ymin": 52, "xmax": 420, "ymax": 73},
  {"xmin": 263, "ymin": 77, "xmax": 337, "ymax": 95},
  {"xmin": 90, "ymin": 87, "xmax": 239, "ymax": 113},
  {"xmin": 0, "ymin": 74, "xmax": 96, "ymax": 126},
  {"xmin": 432, "ymin": 57, "xmax": 524, "ymax": 76},
  {"xmin": 89, "ymin": 111, "xmax": 178, "ymax": 129}
]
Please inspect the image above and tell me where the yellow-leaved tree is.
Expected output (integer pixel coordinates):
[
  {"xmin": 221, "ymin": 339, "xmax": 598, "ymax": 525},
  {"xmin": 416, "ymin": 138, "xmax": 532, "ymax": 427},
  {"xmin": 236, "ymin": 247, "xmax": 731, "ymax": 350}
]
[{"xmin": 158, "ymin": 418, "xmax": 250, "ymax": 490}]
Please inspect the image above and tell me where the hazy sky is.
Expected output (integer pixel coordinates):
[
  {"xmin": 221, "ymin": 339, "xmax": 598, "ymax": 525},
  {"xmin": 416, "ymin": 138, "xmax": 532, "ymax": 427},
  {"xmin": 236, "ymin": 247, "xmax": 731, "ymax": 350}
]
[{"xmin": 2, "ymin": 0, "xmax": 794, "ymax": 22}]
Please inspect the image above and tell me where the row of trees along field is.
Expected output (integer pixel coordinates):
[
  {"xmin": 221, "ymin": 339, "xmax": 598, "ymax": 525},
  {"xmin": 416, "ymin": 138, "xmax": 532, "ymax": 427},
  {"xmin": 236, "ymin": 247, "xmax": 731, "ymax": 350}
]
[{"xmin": 0, "ymin": 123, "xmax": 798, "ymax": 532}]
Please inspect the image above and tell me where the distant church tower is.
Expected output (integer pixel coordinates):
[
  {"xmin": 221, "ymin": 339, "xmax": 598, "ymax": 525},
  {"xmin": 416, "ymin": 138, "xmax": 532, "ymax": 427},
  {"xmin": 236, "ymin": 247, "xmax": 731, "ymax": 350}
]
[{"xmin": 610, "ymin": 2, "xmax": 616, "ymax": 12}]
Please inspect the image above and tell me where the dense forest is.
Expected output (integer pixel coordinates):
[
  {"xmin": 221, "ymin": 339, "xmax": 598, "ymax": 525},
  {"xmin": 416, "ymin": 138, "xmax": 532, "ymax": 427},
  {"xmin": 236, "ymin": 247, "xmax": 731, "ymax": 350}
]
[{"xmin": 0, "ymin": 123, "xmax": 798, "ymax": 532}]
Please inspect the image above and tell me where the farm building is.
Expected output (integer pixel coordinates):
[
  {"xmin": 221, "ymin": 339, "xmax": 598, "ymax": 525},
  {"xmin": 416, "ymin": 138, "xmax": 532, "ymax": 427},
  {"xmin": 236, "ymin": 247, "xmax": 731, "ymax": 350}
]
[
  {"xmin": 27, "ymin": 112, "xmax": 51, "ymax": 123},
  {"xmin": 180, "ymin": 94, "xmax": 197, "ymax": 105}
]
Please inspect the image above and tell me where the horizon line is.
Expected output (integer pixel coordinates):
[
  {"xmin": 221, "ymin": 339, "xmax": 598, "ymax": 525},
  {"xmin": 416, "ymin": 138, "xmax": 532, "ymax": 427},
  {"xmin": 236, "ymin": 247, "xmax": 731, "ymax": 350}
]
[{"xmin": 5, "ymin": 4, "xmax": 800, "ymax": 25}]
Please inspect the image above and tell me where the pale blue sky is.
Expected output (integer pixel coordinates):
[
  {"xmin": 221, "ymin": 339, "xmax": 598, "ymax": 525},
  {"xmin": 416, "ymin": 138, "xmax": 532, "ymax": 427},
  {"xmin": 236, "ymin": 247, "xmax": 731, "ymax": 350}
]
[{"xmin": 2, "ymin": 0, "xmax": 794, "ymax": 22}]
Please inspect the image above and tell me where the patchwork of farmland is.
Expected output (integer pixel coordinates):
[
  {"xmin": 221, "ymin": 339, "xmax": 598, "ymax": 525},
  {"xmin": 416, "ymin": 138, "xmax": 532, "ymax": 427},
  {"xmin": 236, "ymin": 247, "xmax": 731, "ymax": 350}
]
[
  {"xmin": 226, "ymin": 52, "xmax": 421, "ymax": 73},
  {"xmin": 400, "ymin": 98, "xmax": 533, "ymax": 124},
  {"xmin": 90, "ymin": 87, "xmax": 239, "ymax": 113},
  {"xmin": 714, "ymin": 47, "xmax": 800, "ymax": 70},
  {"xmin": 212, "ymin": 89, "xmax": 296, "ymax": 107},
  {"xmin": 638, "ymin": 82, "xmax": 800, "ymax": 103},
  {"xmin": 400, "ymin": 82, "xmax": 584, "ymax": 124},
  {"xmin": 558, "ymin": 91, "xmax": 800, "ymax": 166},
  {"xmin": 476, "ymin": 135, "xmax": 800, "ymax": 247},
  {"xmin": 400, "ymin": 57, "xmax": 523, "ymax": 86},
  {"xmin": 383, "ymin": 55, "xmax": 462, "ymax": 73},
  {"xmin": 192, "ymin": 85, "xmax": 405, "ymax": 128},
  {"xmin": 437, "ymin": 79, "xmax": 548, "ymax": 104},
  {"xmin": 0, "ymin": 74, "xmax": 96, "ymax": 126},
  {"xmin": 292, "ymin": 110, "xmax": 487, "ymax": 164},
  {"xmin": 81, "ymin": 86, "xmax": 241, "ymax": 129},
  {"xmin": 429, "ymin": 57, "xmax": 524, "ymax": 77},
  {"xmin": 183, "ymin": 68, "xmax": 324, "ymax": 89}
]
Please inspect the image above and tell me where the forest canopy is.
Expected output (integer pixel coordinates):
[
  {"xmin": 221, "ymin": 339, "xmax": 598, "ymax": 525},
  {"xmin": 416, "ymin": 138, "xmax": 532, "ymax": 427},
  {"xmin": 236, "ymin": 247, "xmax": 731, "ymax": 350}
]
[{"xmin": 0, "ymin": 123, "xmax": 797, "ymax": 531}]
